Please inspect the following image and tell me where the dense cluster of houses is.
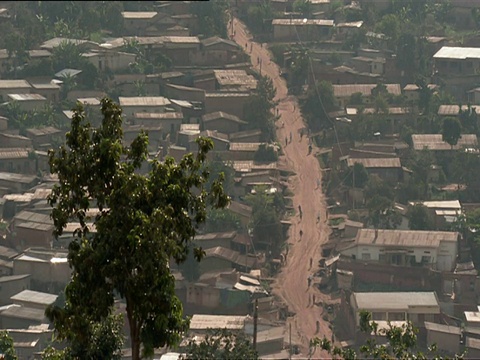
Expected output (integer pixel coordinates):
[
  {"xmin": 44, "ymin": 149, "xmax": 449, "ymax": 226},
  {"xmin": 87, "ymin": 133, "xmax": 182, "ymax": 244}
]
[{"xmin": 0, "ymin": 1, "xmax": 297, "ymax": 359}]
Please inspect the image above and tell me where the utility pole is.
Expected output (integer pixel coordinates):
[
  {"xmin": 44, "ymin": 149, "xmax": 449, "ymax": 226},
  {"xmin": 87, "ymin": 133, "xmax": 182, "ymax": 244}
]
[
  {"xmin": 289, "ymin": 322, "xmax": 292, "ymax": 360},
  {"xmin": 253, "ymin": 298, "xmax": 258, "ymax": 351}
]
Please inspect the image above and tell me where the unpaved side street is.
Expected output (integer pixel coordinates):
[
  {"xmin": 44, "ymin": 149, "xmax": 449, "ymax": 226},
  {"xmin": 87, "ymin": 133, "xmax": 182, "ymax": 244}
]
[{"xmin": 231, "ymin": 17, "xmax": 333, "ymax": 357}]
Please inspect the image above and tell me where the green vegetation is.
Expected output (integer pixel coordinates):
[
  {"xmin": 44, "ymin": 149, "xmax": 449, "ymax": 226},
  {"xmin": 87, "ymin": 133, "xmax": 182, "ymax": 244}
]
[
  {"xmin": 182, "ymin": 329, "xmax": 258, "ymax": 360},
  {"xmin": 0, "ymin": 331, "xmax": 17, "ymax": 360},
  {"xmin": 46, "ymin": 98, "xmax": 229, "ymax": 360}
]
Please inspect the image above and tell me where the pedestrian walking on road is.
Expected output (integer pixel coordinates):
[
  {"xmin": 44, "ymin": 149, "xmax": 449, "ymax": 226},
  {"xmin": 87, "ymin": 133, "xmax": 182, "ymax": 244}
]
[
  {"xmin": 308, "ymin": 144, "xmax": 312, "ymax": 155},
  {"xmin": 285, "ymin": 136, "xmax": 288, "ymax": 146},
  {"xmin": 312, "ymin": 294, "xmax": 316, "ymax": 305},
  {"xmin": 289, "ymin": 131, "xmax": 292, "ymax": 143},
  {"xmin": 299, "ymin": 229, "xmax": 303, "ymax": 238},
  {"xmin": 245, "ymin": 42, "xmax": 247, "ymax": 49},
  {"xmin": 307, "ymin": 276, "xmax": 311, "ymax": 287},
  {"xmin": 309, "ymin": 257, "xmax": 313, "ymax": 269}
]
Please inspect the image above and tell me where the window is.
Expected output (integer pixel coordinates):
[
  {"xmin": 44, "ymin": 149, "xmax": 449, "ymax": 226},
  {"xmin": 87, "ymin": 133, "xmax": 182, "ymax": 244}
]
[{"xmin": 422, "ymin": 255, "xmax": 431, "ymax": 263}]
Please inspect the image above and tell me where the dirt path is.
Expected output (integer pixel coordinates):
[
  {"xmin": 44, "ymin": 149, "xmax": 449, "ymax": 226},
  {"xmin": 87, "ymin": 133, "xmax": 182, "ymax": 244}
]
[{"xmin": 231, "ymin": 18, "xmax": 333, "ymax": 357}]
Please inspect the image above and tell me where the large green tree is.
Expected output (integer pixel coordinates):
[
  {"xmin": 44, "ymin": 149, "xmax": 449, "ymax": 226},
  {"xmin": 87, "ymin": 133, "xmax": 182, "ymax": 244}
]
[
  {"xmin": 407, "ymin": 204, "xmax": 433, "ymax": 230},
  {"xmin": 46, "ymin": 98, "xmax": 229, "ymax": 360}
]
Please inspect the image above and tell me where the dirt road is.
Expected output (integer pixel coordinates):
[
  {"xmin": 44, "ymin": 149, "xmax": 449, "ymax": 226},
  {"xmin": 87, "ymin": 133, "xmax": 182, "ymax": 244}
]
[{"xmin": 231, "ymin": 18, "xmax": 332, "ymax": 357}]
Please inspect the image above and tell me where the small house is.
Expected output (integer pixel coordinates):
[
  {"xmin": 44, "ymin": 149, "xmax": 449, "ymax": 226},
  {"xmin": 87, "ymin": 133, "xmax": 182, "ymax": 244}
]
[
  {"xmin": 7, "ymin": 94, "xmax": 46, "ymax": 112},
  {"xmin": 202, "ymin": 111, "xmax": 247, "ymax": 134},
  {"xmin": 119, "ymin": 96, "xmax": 172, "ymax": 119},
  {"xmin": 425, "ymin": 321, "xmax": 461, "ymax": 355}
]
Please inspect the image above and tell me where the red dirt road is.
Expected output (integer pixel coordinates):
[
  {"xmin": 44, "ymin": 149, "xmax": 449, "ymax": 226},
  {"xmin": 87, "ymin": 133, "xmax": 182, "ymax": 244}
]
[{"xmin": 231, "ymin": 18, "xmax": 333, "ymax": 357}]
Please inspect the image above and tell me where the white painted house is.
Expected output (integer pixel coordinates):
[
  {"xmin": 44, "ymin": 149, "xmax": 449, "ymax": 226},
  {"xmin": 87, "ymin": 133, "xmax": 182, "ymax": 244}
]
[{"xmin": 340, "ymin": 229, "xmax": 459, "ymax": 272}]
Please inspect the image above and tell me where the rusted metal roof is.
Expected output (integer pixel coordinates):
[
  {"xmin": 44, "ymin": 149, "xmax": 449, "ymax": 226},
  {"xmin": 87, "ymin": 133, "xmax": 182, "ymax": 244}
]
[
  {"xmin": 333, "ymin": 84, "xmax": 401, "ymax": 97},
  {"xmin": 346, "ymin": 157, "xmax": 401, "ymax": 168},
  {"xmin": 412, "ymin": 134, "xmax": 478, "ymax": 150}
]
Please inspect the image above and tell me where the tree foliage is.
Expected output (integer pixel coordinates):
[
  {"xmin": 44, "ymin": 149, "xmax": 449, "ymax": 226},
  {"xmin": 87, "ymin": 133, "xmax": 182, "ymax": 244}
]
[
  {"xmin": 367, "ymin": 195, "xmax": 402, "ymax": 229},
  {"xmin": 243, "ymin": 76, "xmax": 277, "ymax": 142},
  {"xmin": 311, "ymin": 310, "xmax": 463, "ymax": 360},
  {"xmin": 345, "ymin": 163, "xmax": 369, "ymax": 189},
  {"xmin": 407, "ymin": 204, "xmax": 434, "ymax": 230},
  {"xmin": 46, "ymin": 98, "xmax": 229, "ymax": 360},
  {"xmin": 300, "ymin": 80, "xmax": 336, "ymax": 132},
  {"xmin": 181, "ymin": 328, "xmax": 258, "ymax": 360},
  {"xmin": 191, "ymin": 0, "xmax": 228, "ymax": 38},
  {"xmin": 442, "ymin": 117, "xmax": 462, "ymax": 148},
  {"xmin": 0, "ymin": 331, "xmax": 17, "ymax": 360}
]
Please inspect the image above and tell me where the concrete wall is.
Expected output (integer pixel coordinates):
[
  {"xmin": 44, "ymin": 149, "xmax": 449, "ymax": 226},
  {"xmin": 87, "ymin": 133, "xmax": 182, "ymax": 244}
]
[
  {"xmin": 427, "ymin": 329, "xmax": 461, "ymax": 354},
  {"xmin": 0, "ymin": 276, "xmax": 30, "ymax": 305}
]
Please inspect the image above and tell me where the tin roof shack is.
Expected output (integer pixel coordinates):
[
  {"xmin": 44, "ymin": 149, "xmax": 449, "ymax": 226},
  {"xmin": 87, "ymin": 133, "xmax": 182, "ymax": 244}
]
[
  {"xmin": 133, "ymin": 112, "xmax": 184, "ymax": 137},
  {"xmin": 13, "ymin": 248, "xmax": 70, "ymax": 293},
  {"xmin": 466, "ymin": 337, "xmax": 480, "ymax": 359},
  {"xmin": 14, "ymin": 222, "xmax": 54, "ymax": 250},
  {"xmin": 345, "ymin": 106, "xmax": 413, "ymax": 135},
  {"xmin": 438, "ymin": 104, "xmax": 480, "ymax": 117},
  {"xmin": 213, "ymin": 70, "xmax": 257, "ymax": 92},
  {"xmin": 122, "ymin": 12, "xmax": 160, "ymax": 35},
  {"xmin": 0, "ymin": 305, "xmax": 47, "ymax": 329},
  {"xmin": 412, "ymin": 134, "xmax": 478, "ymax": 151},
  {"xmin": 176, "ymin": 123, "xmax": 200, "ymax": 150},
  {"xmin": 346, "ymin": 157, "xmax": 403, "ymax": 183},
  {"xmin": 229, "ymin": 129, "xmax": 262, "ymax": 143},
  {"xmin": 183, "ymin": 272, "xmax": 252, "ymax": 315},
  {"xmin": 0, "ymin": 274, "xmax": 30, "ymax": 306},
  {"xmin": 0, "ymin": 148, "xmax": 35, "ymax": 175},
  {"xmin": 83, "ymin": 50, "xmax": 137, "ymax": 73},
  {"xmin": 205, "ymin": 92, "xmax": 250, "ymax": 119},
  {"xmin": 193, "ymin": 37, "xmax": 244, "ymax": 66},
  {"xmin": 119, "ymin": 96, "xmax": 171, "ymax": 120},
  {"xmin": 409, "ymin": 200, "xmax": 462, "ymax": 230},
  {"xmin": 119, "ymin": 96, "xmax": 172, "ymax": 120},
  {"xmin": 340, "ymin": 229, "xmax": 459, "ymax": 272},
  {"xmin": 201, "ymin": 246, "xmax": 257, "ymax": 274},
  {"xmin": 0, "ymin": 80, "xmax": 32, "ymax": 101},
  {"xmin": 7, "ymin": 326, "xmax": 53, "ymax": 360},
  {"xmin": 11, "ymin": 289, "xmax": 57, "ymax": 310},
  {"xmin": 30, "ymin": 82, "xmax": 60, "ymax": 103},
  {"xmin": 464, "ymin": 306, "xmax": 480, "ymax": 328},
  {"xmin": 432, "ymin": 47, "xmax": 480, "ymax": 100},
  {"xmin": 332, "ymin": 83, "xmax": 401, "ymax": 107},
  {"xmin": 194, "ymin": 231, "xmax": 237, "ymax": 250},
  {"xmin": 202, "ymin": 111, "xmax": 247, "ymax": 135},
  {"xmin": 256, "ymin": 326, "xmax": 285, "ymax": 356},
  {"xmin": 188, "ymin": 314, "xmax": 247, "ymax": 335},
  {"xmin": 425, "ymin": 321, "xmax": 461, "ymax": 355},
  {"xmin": 350, "ymin": 291, "xmax": 441, "ymax": 332},
  {"xmin": 25, "ymin": 127, "xmax": 62, "ymax": 150},
  {"xmin": 0, "ymin": 246, "xmax": 20, "ymax": 276},
  {"xmin": 272, "ymin": 19, "xmax": 334, "ymax": 42},
  {"xmin": 161, "ymin": 36, "xmax": 201, "ymax": 67},
  {"xmin": 227, "ymin": 200, "xmax": 253, "ymax": 228},
  {"xmin": 226, "ymin": 142, "xmax": 264, "ymax": 161},
  {"xmin": 7, "ymin": 94, "xmax": 47, "ymax": 112},
  {"xmin": 165, "ymin": 83, "xmax": 205, "ymax": 104},
  {"xmin": 0, "ymin": 134, "xmax": 32, "ymax": 149},
  {"xmin": 0, "ymin": 172, "xmax": 38, "ymax": 194}
]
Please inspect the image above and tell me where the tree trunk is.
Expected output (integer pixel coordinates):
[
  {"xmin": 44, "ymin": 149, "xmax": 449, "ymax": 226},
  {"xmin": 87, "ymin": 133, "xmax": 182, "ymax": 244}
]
[{"xmin": 127, "ymin": 303, "xmax": 141, "ymax": 360}]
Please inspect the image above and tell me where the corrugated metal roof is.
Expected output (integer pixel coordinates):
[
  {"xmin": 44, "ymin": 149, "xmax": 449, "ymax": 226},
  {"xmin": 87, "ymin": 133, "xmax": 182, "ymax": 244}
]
[
  {"xmin": 11, "ymin": 290, "xmax": 57, "ymax": 305},
  {"xmin": 272, "ymin": 19, "xmax": 334, "ymax": 26},
  {"xmin": 16, "ymin": 221, "xmax": 53, "ymax": 231},
  {"xmin": 189, "ymin": 314, "xmax": 246, "ymax": 330},
  {"xmin": 333, "ymin": 84, "xmax": 401, "ymax": 97},
  {"xmin": 355, "ymin": 229, "xmax": 458, "ymax": 248},
  {"xmin": 134, "ymin": 112, "xmax": 183, "ymax": 119},
  {"xmin": 202, "ymin": 111, "xmax": 247, "ymax": 124},
  {"xmin": 228, "ymin": 200, "xmax": 252, "ymax": 217},
  {"xmin": 0, "ymin": 305, "xmax": 46, "ymax": 322},
  {"xmin": 438, "ymin": 104, "xmax": 480, "ymax": 116},
  {"xmin": 26, "ymin": 126, "xmax": 61, "ymax": 137},
  {"xmin": 354, "ymin": 292, "xmax": 440, "ymax": 311},
  {"xmin": 119, "ymin": 96, "xmax": 171, "ymax": 107},
  {"xmin": 346, "ymin": 157, "xmax": 401, "ymax": 168},
  {"xmin": 228, "ymin": 161, "xmax": 277, "ymax": 172},
  {"xmin": 8, "ymin": 94, "xmax": 46, "ymax": 101},
  {"xmin": 410, "ymin": 200, "xmax": 461, "ymax": 209},
  {"xmin": 229, "ymin": 143, "xmax": 263, "ymax": 152},
  {"xmin": 0, "ymin": 80, "xmax": 31, "ymax": 89},
  {"xmin": 0, "ymin": 172, "xmax": 37, "ymax": 183},
  {"xmin": 204, "ymin": 246, "xmax": 256, "ymax": 268},
  {"xmin": 412, "ymin": 134, "xmax": 478, "ymax": 150},
  {"xmin": 213, "ymin": 70, "xmax": 257, "ymax": 89},
  {"xmin": 14, "ymin": 211, "xmax": 52, "ymax": 225},
  {"xmin": 195, "ymin": 231, "xmax": 237, "ymax": 241},
  {"xmin": 0, "ymin": 148, "xmax": 30, "ymax": 160},
  {"xmin": 121, "ymin": 11, "xmax": 157, "ymax": 19},
  {"xmin": 433, "ymin": 46, "xmax": 480, "ymax": 60}
]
